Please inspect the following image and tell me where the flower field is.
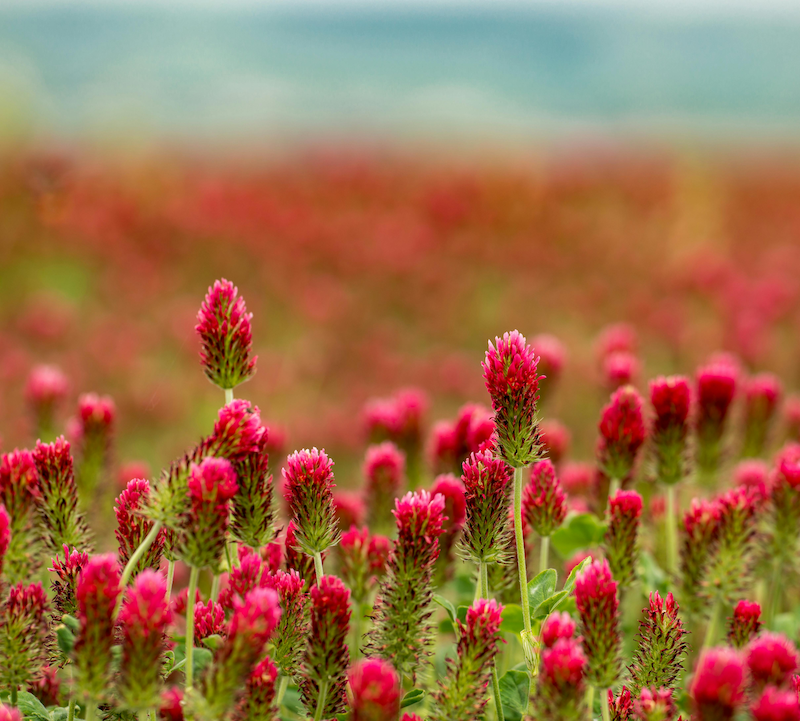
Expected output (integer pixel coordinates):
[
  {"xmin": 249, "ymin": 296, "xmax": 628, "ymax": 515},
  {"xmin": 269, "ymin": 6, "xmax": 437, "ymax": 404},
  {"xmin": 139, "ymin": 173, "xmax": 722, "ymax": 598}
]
[{"xmin": 1, "ymin": 145, "xmax": 800, "ymax": 719}]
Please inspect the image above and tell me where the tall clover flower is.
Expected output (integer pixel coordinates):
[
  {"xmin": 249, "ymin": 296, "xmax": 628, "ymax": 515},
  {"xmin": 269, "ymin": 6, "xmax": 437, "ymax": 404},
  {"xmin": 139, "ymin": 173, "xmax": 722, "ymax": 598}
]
[
  {"xmin": 115, "ymin": 478, "xmax": 165, "ymax": 578},
  {"xmin": 0, "ymin": 505, "xmax": 8, "ymax": 580},
  {"xmin": 429, "ymin": 598, "xmax": 504, "ymax": 721},
  {"xmin": 0, "ymin": 582, "xmax": 49, "ymax": 702},
  {"xmin": 679, "ymin": 497, "xmax": 722, "ymax": 617},
  {"xmin": 751, "ymin": 687, "xmax": 800, "ymax": 721},
  {"xmin": 196, "ymin": 588, "xmax": 281, "ymax": 720},
  {"xmin": 597, "ymin": 386, "xmax": 646, "ymax": 496},
  {"xmin": 649, "ymin": 375, "xmax": 692, "ymax": 573},
  {"xmin": 363, "ymin": 441, "xmax": 405, "ymax": 534},
  {"xmin": 523, "ymin": 458, "xmax": 567, "ymax": 571},
  {"xmin": 632, "ymin": 688, "xmax": 677, "ymax": 721},
  {"xmin": 50, "ymin": 545, "xmax": 89, "ymax": 618},
  {"xmin": 73, "ymin": 554, "xmax": 121, "ymax": 718},
  {"xmin": 689, "ymin": 647, "xmax": 746, "ymax": 721},
  {"xmin": 283, "ymin": 448, "xmax": 339, "ymax": 580},
  {"xmin": 747, "ymin": 633, "xmax": 799, "ymax": 691},
  {"xmin": 231, "ymin": 427, "xmax": 275, "ymax": 549},
  {"xmin": 533, "ymin": 637, "xmax": 588, "ymax": 721},
  {"xmin": 727, "ymin": 600, "xmax": 762, "ymax": 648},
  {"xmin": 348, "ymin": 658, "xmax": 402, "ymax": 721},
  {"xmin": 196, "ymin": 278, "xmax": 257, "ymax": 394},
  {"xmin": 765, "ymin": 456, "xmax": 800, "ymax": 622},
  {"xmin": 234, "ymin": 656, "xmax": 279, "ymax": 721},
  {"xmin": 33, "ymin": 437, "xmax": 90, "ymax": 556},
  {"xmin": 0, "ymin": 449, "xmax": 40, "ymax": 583},
  {"xmin": 73, "ymin": 392, "xmax": 115, "ymax": 498},
  {"xmin": 262, "ymin": 567, "xmax": 308, "ymax": 678},
  {"xmin": 482, "ymin": 330, "xmax": 542, "ymax": 675},
  {"xmin": 532, "ymin": 332, "xmax": 566, "ymax": 404},
  {"xmin": 25, "ymin": 364, "xmax": 68, "ymax": 440},
  {"xmin": 300, "ymin": 575, "xmax": 351, "ymax": 721},
  {"xmin": 742, "ymin": 373, "xmax": 783, "ymax": 458},
  {"xmin": 575, "ymin": 558, "xmax": 622, "ymax": 711},
  {"xmin": 366, "ymin": 490, "xmax": 445, "ymax": 682},
  {"xmin": 695, "ymin": 358, "xmax": 738, "ymax": 482},
  {"xmin": 627, "ymin": 592, "xmax": 688, "ymax": 695},
  {"xmin": 117, "ymin": 569, "xmax": 173, "ymax": 711},
  {"xmin": 431, "ymin": 473, "xmax": 465, "ymax": 584},
  {"xmin": 0, "ymin": 707, "xmax": 21, "ymax": 721},
  {"xmin": 603, "ymin": 490, "xmax": 643, "ymax": 591}
]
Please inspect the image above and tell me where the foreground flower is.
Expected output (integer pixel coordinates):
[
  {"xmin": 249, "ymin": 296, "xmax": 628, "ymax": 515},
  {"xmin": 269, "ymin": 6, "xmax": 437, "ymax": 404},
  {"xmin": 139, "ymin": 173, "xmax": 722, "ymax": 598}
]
[
  {"xmin": 231, "ymin": 427, "xmax": 275, "ymax": 549},
  {"xmin": 363, "ymin": 441, "xmax": 406, "ymax": 533},
  {"xmin": 751, "ymin": 686, "xmax": 800, "ymax": 721},
  {"xmin": 234, "ymin": 656, "xmax": 279, "ymax": 721},
  {"xmin": 695, "ymin": 358, "xmax": 738, "ymax": 480},
  {"xmin": 0, "ymin": 583, "xmax": 49, "ymax": 696},
  {"xmin": 689, "ymin": 647, "xmax": 746, "ymax": 721},
  {"xmin": 596, "ymin": 386, "xmax": 646, "ymax": 490},
  {"xmin": 603, "ymin": 490, "xmax": 643, "ymax": 590},
  {"xmin": 195, "ymin": 278, "xmax": 257, "ymax": 390},
  {"xmin": 627, "ymin": 592, "xmax": 688, "ymax": 695},
  {"xmin": 366, "ymin": 490, "xmax": 445, "ymax": 681},
  {"xmin": 348, "ymin": 658, "xmax": 402, "ymax": 721},
  {"xmin": 262, "ymin": 568, "xmax": 309, "ymax": 677},
  {"xmin": 0, "ymin": 449, "xmax": 40, "ymax": 582},
  {"xmin": 117, "ymin": 570, "xmax": 173, "ymax": 710},
  {"xmin": 632, "ymin": 687, "xmax": 677, "ymax": 721},
  {"xmin": 115, "ymin": 478, "xmax": 164, "ymax": 577},
  {"xmin": 429, "ymin": 599, "xmax": 504, "ymax": 721},
  {"xmin": 727, "ymin": 600, "xmax": 762, "ymax": 648},
  {"xmin": 575, "ymin": 558, "xmax": 621, "ymax": 691},
  {"xmin": 26, "ymin": 364, "xmax": 68, "ymax": 439},
  {"xmin": 300, "ymin": 575, "xmax": 351, "ymax": 720},
  {"xmin": 533, "ymin": 637, "xmax": 588, "ymax": 721},
  {"xmin": 747, "ymin": 633, "xmax": 799, "ymax": 690}
]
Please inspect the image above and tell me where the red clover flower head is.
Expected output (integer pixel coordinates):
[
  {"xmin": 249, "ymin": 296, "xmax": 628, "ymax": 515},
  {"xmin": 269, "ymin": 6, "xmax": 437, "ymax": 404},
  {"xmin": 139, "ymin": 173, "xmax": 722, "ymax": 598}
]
[
  {"xmin": 0, "ymin": 582, "xmax": 49, "ymax": 693},
  {"xmin": 743, "ymin": 373, "xmax": 783, "ymax": 457},
  {"xmin": 160, "ymin": 687, "xmax": 184, "ymax": 721},
  {"xmin": 523, "ymin": 458, "xmax": 568, "ymax": 538},
  {"xmin": 603, "ymin": 489, "xmax": 643, "ymax": 589},
  {"xmin": 541, "ymin": 611, "xmax": 577, "ymax": 648},
  {"xmin": 338, "ymin": 525, "xmax": 390, "ymax": 604},
  {"xmin": 531, "ymin": 333, "xmax": 567, "ymax": 388},
  {"xmin": 364, "ymin": 388, "xmax": 428, "ymax": 449},
  {"xmin": 609, "ymin": 686, "xmax": 633, "ymax": 721},
  {"xmin": 596, "ymin": 323, "xmax": 637, "ymax": 361},
  {"xmin": 49, "ymin": 544, "xmax": 90, "ymax": 616},
  {"xmin": 231, "ymin": 426, "xmax": 275, "ymax": 549},
  {"xmin": 283, "ymin": 447, "xmax": 339, "ymax": 557},
  {"xmin": 535, "ymin": 637, "xmax": 587, "ymax": 721},
  {"xmin": 235, "ymin": 656, "xmax": 279, "ymax": 721},
  {"xmin": 211, "ymin": 399, "xmax": 264, "ymax": 460},
  {"xmin": 632, "ymin": 687, "xmax": 677, "ymax": 721},
  {"xmin": 751, "ymin": 687, "xmax": 800, "ymax": 721},
  {"xmin": 679, "ymin": 497, "xmax": 723, "ymax": 614},
  {"xmin": 689, "ymin": 647, "xmax": 746, "ymax": 721},
  {"xmin": 393, "ymin": 489, "xmax": 446, "ymax": 563},
  {"xmin": 194, "ymin": 599, "xmax": 226, "ymax": 640},
  {"xmin": 218, "ymin": 545, "xmax": 268, "ymax": 610},
  {"xmin": 26, "ymin": 364, "xmax": 68, "ymax": 431},
  {"xmin": 115, "ymin": 478, "xmax": 164, "ymax": 577},
  {"xmin": 747, "ymin": 633, "xmax": 800, "ymax": 690},
  {"xmin": 603, "ymin": 350, "xmax": 641, "ymax": 390},
  {"xmin": 0, "ymin": 504, "xmax": 9, "ymax": 578},
  {"xmin": 597, "ymin": 385, "xmax": 646, "ymax": 484},
  {"xmin": 349, "ymin": 658, "xmax": 402, "ymax": 721},
  {"xmin": 0, "ymin": 706, "xmax": 22, "ymax": 721},
  {"xmin": 431, "ymin": 473, "xmax": 466, "ymax": 532},
  {"xmin": 195, "ymin": 278, "xmax": 257, "ymax": 390},
  {"xmin": 649, "ymin": 375, "xmax": 692, "ymax": 485},
  {"xmin": 78, "ymin": 393, "xmax": 115, "ymax": 434},
  {"xmin": 695, "ymin": 357, "xmax": 738, "ymax": 475},
  {"xmin": 363, "ymin": 441, "xmax": 405, "ymax": 532},
  {"xmin": 0, "ymin": 449, "xmax": 38, "ymax": 523},
  {"xmin": 262, "ymin": 568, "xmax": 308, "ymax": 677},
  {"xmin": 575, "ymin": 558, "xmax": 621, "ymax": 689},
  {"xmin": 728, "ymin": 599, "xmax": 762, "ymax": 648}
]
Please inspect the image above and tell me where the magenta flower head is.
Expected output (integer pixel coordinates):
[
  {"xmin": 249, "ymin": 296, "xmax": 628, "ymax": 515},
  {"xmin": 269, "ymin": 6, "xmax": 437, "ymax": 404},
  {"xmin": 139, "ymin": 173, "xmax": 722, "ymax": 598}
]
[
  {"xmin": 649, "ymin": 375, "xmax": 692, "ymax": 486},
  {"xmin": 751, "ymin": 687, "xmax": 800, "ymax": 721},
  {"xmin": 628, "ymin": 592, "xmax": 688, "ymax": 695},
  {"xmin": 679, "ymin": 497, "xmax": 722, "ymax": 615},
  {"xmin": 283, "ymin": 447, "xmax": 339, "ymax": 560},
  {"xmin": 460, "ymin": 449, "xmax": 513, "ymax": 564},
  {"xmin": 603, "ymin": 351, "xmax": 641, "ymax": 391},
  {"xmin": 160, "ymin": 687, "xmax": 184, "ymax": 721},
  {"xmin": 0, "ymin": 504, "xmax": 9, "ymax": 580},
  {"xmin": 195, "ymin": 278, "xmax": 257, "ymax": 390},
  {"xmin": 767, "ymin": 455, "xmax": 800, "ymax": 591},
  {"xmin": 26, "ymin": 364, "xmax": 68, "ymax": 436},
  {"xmin": 235, "ymin": 656, "xmax": 279, "ymax": 721},
  {"xmin": 532, "ymin": 333, "xmax": 566, "ymax": 402},
  {"xmin": 262, "ymin": 568, "xmax": 308, "ymax": 677},
  {"xmin": 603, "ymin": 489, "xmax": 643, "ymax": 589},
  {"xmin": 177, "ymin": 457, "xmax": 238, "ymax": 571},
  {"xmin": 575, "ymin": 558, "xmax": 621, "ymax": 690},
  {"xmin": 689, "ymin": 647, "xmax": 746, "ymax": 721},
  {"xmin": 284, "ymin": 520, "xmax": 319, "ymax": 587},
  {"xmin": 231, "ymin": 426, "xmax": 275, "ymax": 549},
  {"xmin": 33, "ymin": 436, "xmax": 89, "ymax": 555},
  {"xmin": 300, "ymin": 575, "xmax": 351, "ymax": 720},
  {"xmin": 429, "ymin": 403, "xmax": 495, "ymax": 476},
  {"xmin": 115, "ymin": 478, "xmax": 165, "ymax": 577},
  {"xmin": 117, "ymin": 569, "xmax": 173, "ymax": 710},
  {"xmin": 541, "ymin": 611, "xmax": 577, "ymax": 648},
  {"xmin": 539, "ymin": 418, "xmax": 571, "ymax": 465},
  {"xmin": 597, "ymin": 385, "xmax": 646, "ymax": 487},
  {"xmin": 727, "ymin": 599, "xmax": 762, "ymax": 649},
  {"xmin": 363, "ymin": 441, "xmax": 406, "ymax": 533},
  {"xmin": 210, "ymin": 400, "xmax": 265, "ymax": 461},
  {"xmin": 747, "ymin": 633, "xmax": 800, "ymax": 690},
  {"xmin": 523, "ymin": 458, "xmax": 568, "ymax": 538},
  {"xmin": 534, "ymin": 637, "xmax": 588, "ymax": 721},
  {"xmin": 73, "ymin": 392, "xmax": 115, "ymax": 497},
  {"xmin": 338, "ymin": 526, "xmax": 390, "ymax": 605},
  {"xmin": 364, "ymin": 388, "xmax": 428, "ymax": 450},
  {"xmin": 431, "ymin": 473, "xmax": 465, "ymax": 583},
  {"xmin": 609, "ymin": 687, "xmax": 633, "ymax": 721},
  {"xmin": 73, "ymin": 553, "xmax": 121, "ymax": 699},
  {"xmin": 430, "ymin": 598, "xmax": 504, "ymax": 720},
  {"xmin": 349, "ymin": 658, "xmax": 402, "ymax": 721},
  {"xmin": 194, "ymin": 599, "xmax": 226, "ymax": 641},
  {"xmin": 197, "ymin": 587, "xmax": 281, "ymax": 719},
  {"xmin": 367, "ymin": 490, "xmax": 445, "ymax": 681},
  {"xmin": 0, "ymin": 706, "xmax": 22, "ymax": 721},
  {"xmin": 0, "ymin": 582, "xmax": 49, "ymax": 694},
  {"xmin": 742, "ymin": 372, "xmax": 783, "ymax": 457},
  {"xmin": 0, "ymin": 449, "xmax": 39, "ymax": 582},
  {"xmin": 596, "ymin": 323, "xmax": 637, "ymax": 361},
  {"xmin": 482, "ymin": 330, "xmax": 543, "ymax": 467},
  {"xmin": 695, "ymin": 357, "xmax": 738, "ymax": 477},
  {"xmin": 632, "ymin": 687, "xmax": 677, "ymax": 721},
  {"xmin": 49, "ymin": 545, "xmax": 89, "ymax": 617}
]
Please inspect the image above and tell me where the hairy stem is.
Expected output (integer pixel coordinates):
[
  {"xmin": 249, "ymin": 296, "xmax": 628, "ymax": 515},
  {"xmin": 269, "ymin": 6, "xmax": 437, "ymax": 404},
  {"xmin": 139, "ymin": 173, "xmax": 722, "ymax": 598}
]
[
  {"xmin": 67, "ymin": 698, "xmax": 76, "ymax": 721},
  {"xmin": 478, "ymin": 562, "xmax": 505, "ymax": 721},
  {"xmin": 224, "ymin": 387, "xmax": 234, "ymax": 405},
  {"xmin": 665, "ymin": 484, "xmax": 678, "ymax": 575},
  {"xmin": 210, "ymin": 573, "xmax": 220, "ymax": 602},
  {"xmin": 84, "ymin": 702, "xmax": 96, "ymax": 721},
  {"xmin": 600, "ymin": 688, "xmax": 611, "ymax": 721},
  {"xmin": 703, "ymin": 598, "xmax": 722, "ymax": 650},
  {"xmin": 119, "ymin": 520, "xmax": 163, "ymax": 592},
  {"xmin": 586, "ymin": 685, "xmax": 595, "ymax": 718},
  {"xmin": 313, "ymin": 551, "xmax": 324, "ymax": 585},
  {"xmin": 351, "ymin": 604, "xmax": 363, "ymax": 662},
  {"xmin": 539, "ymin": 535, "xmax": 550, "ymax": 573},
  {"xmin": 166, "ymin": 560, "xmax": 175, "ymax": 603},
  {"xmin": 513, "ymin": 466, "xmax": 533, "ymax": 652},
  {"xmin": 609, "ymin": 477, "xmax": 620, "ymax": 497},
  {"xmin": 314, "ymin": 681, "xmax": 329, "ymax": 721},
  {"xmin": 185, "ymin": 565, "xmax": 201, "ymax": 690}
]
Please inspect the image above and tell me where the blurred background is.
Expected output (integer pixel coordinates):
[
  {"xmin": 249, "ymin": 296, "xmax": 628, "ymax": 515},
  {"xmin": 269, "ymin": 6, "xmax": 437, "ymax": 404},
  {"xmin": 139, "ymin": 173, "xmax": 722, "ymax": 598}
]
[{"xmin": 2, "ymin": 0, "xmax": 800, "ymax": 486}]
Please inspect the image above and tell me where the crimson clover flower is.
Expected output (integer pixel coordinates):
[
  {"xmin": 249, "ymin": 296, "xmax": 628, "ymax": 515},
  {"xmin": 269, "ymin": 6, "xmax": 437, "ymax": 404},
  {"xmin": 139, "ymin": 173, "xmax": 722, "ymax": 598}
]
[
  {"xmin": 649, "ymin": 375, "xmax": 692, "ymax": 486},
  {"xmin": 603, "ymin": 489, "xmax": 643, "ymax": 590},
  {"xmin": 523, "ymin": 458, "xmax": 568, "ymax": 538},
  {"xmin": 689, "ymin": 647, "xmax": 746, "ymax": 721},
  {"xmin": 597, "ymin": 386, "xmax": 646, "ymax": 489},
  {"xmin": 0, "ymin": 449, "xmax": 40, "ymax": 582},
  {"xmin": 363, "ymin": 441, "xmax": 406, "ymax": 533},
  {"xmin": 751, "ymin": 686, "xmax": 800, "ymax": 721},
  {"xmin": 534, "ymin": 637, "xmax": 588, "ymax": 721},
  {"xmin": 742, "ymin": 372, "xmax": 783, "ymax": 458},
  {"xmin": 338, "ymin": 525, "xmax": 390, "ymax": 605},
  {"xmin": 234, "ymin": 656, "xmax": 279, "ymax": 721},
  {"xmin": 231, "ymin": 426, "xmax": 275, "ymax": 549},
  {"xmin": 747, "ymin": 633, "xmax": 800, "ymax": 691},
  {"xmin": 727, "ymin": 599, "xmax": 762, "ymax": 649},
  {"xmin": 25, "ymin": 364, "xmax": 68, "ymax": 439},
  {"xmin": 348, "ymin": 658, "xmax": 402, "ymax": 721},
  {"xmin": 0, "ymin": 582, "xmax": 49, "ymax": 696},
  {"xmin": 115, "ymin": 478, "xmax": 165, "ymax": 577},
  {"xmin": 695, "ymin": 357, "xmax": 738, "ymax": 479}
]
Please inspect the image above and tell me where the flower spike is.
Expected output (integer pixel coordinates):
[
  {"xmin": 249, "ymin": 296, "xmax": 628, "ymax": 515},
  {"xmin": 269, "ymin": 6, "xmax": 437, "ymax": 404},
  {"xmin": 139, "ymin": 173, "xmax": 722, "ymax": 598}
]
[
  {"xmin": 603, "ymin": 489, "xmax": 643, "ymax": 590},
  {"xmin": 0, "ymin": 449, "xmax": 40, "ymax": 582},
  {"xmin": 348, "ymin": 658, "xmax": 402, "ymax": 721},
  {"xmin": 26, "ymin": 364, "xmax": 68, "ymax": 439},
  {"xmin": 234, "ymin": 656, "xmax": 279, "ymax": 721},
  {"xmin": 231, "ymin": 427, "xmax": 275, "ymax": 549},
  {"xmin": 689, "ymin": 647, "xmax": 746, "ymax": 721},
  {"xmin": 727, "ymin": 600, "xmax": 762, "ymax": 649},
  {"xmin": 523, "ymin": 458, "xmax": 568, "ymax": 538},
  {"xmin": 649, "ymin": 375, "xmax": 692, "ymax": 487},
  {"xmin": 742, "ymin": 372, "xmax": 782, "ymax": 458},
  {"xmin": 597, "ymin": 386, "xmax": 646, "ymax": 490},
  {"xmin": 0, "ymin": 583, "xmax": 49, "ymax": 696},
  {"xmin": 747, "ymin": 633, "xmax": 799, "ymax": 691},
  {"xmin": 115, "ymin": 478, "xmax": 165, "ymax": 577},
  {"xmin": 751, "ymin": 687, "xmax": 800, "ymax": 721},
  {"xmin": 363, "ymin": 441, "xmax": 406, "ymax": 533},
  {"xmin": 695, "ymin": 357, "xmax": 738, "ymax": 480},
  {"xmin": 533, "ymin": 637, "xmax": 588, "ymax": 721},
  {"xmin": 262, "ymin": 568, "xmax": 309, "ymax": 678}
]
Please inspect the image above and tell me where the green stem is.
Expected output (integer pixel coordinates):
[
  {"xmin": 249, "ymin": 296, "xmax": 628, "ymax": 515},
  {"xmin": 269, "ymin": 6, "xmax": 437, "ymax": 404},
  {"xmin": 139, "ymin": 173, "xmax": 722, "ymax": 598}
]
[
  {"xmin": 313, "ymin": 551, "xmax": 324, "ymax": 584},
  {"xmin": 513, "ymin": 466, "xmax": 533, "ymax": 646},
  {"xmin": 10, "ymin": 686, "xmax": 17, "ymax": 706},
  {"xmin": 67, "ymin": 698, "xmax": 76, "ymax": 721},
  {"xmin": 84, "ymin": 702, "xmax": 96, "ymax": 721},
  {"xmin": 351, "ymin": 603, "xmax": 363, "ymax": 661},
  {"xmin": 225, "ymin": 388, "xmax": 234, "ymax": 405},
  {"xmin": 119, "ymin": 520, "xmax": 163, "ymax": 591},
  {"xmin": 767, "ymin": 560, "xmax": 783, "ymax": 626},
  {"xmin": 703, "ymin": 598, "xmax": 722, "ymax": 650},
  {"xmin": 539, "ymin": 535, "xmax": 550, "ymax": 573},
  {"xmin": 275, "ymin": 675, "xmax": 289, "ymax": 709},
  {"xmin": 609, "ymin": 477, "xmax": 620, "ymax": 497},
  {"xmin": 314, "ymin": 681, "xmax": 329, "ymax": 721},
  {"xmin": 475, "ymin": 563, "xmax": 504, "ymax": 721},
  {"xmin": 185, "ymin": 565, "xmax": 201, "ymax": 690},
  {"xmin": 600, "ymin": 688, "xmax": 610, "ymax": 721},
  {"xmin": 138, "ymin": 710, "xmax": 149, "ymax": 721},
  {"xmin": 665, "ymin": 485, "xmax": 678, "ymax": 575},
  {"xmin": 210, "ymin": 574, "xmax": 220, "ymax": 602},
  {"xmin": 586, "ymin": 685, "xmax": 595, "ymax": 718},
  {"xmin": 491, "ymin": 664, "xmax": 504, "ymax": 721},
  {"xmin": 166, "ymin": 560, "xmax": 175, "ymax": 603}
]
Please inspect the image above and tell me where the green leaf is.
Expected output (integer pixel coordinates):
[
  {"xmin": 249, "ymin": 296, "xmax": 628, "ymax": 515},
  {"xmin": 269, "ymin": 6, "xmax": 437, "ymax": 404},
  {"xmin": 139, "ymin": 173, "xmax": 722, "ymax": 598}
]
[
  {"xmin": 55, "ymin": 625, "xmax": 75, "ymax": 657},
  {"xmin": 638, "ymin": 550, "xmax": 668, "ymax": 597},
  {"xmin": 532, "ymin": 589, "xmax": 569, "ymax": 621},
  {"xmin": 499, "ymin": 669, "xmax": 529, "ymax": 721},
  {"xmin": 562, "ymin": 555, "xmax": 593, "ymax": 593},
  {"xmin": 433, "ymin": 594, "xmax": 457, "ymax": 624},
  {"xmin": 202, "ymin": 634, "xmax": 223, "ymax": 651},
  {"xmin": 550, "ymin": 513, "xmax": 606, "ymax": 558},
  {"xmin": 15, "ymin": 691, "xmax": 50, "ymax": 721},
  {"xmin": 500, "ymin": 604, "xmax": 524, "ymax": 635},
  {"xmin": 61, "ymin": 614, "xmax": 80, "ymax": 633},
  {"xmin": 192, "ymin": 648, "xmax": 213, "ymax": 677},
  {"xmin": 49, "ymin": 707, "xmax": 71, "ymax": 721},
  {"xmin": 456, "ymin": 605, "xmax": 469, "ymax": 624},
  {"xmin": 401, "ymin": 689, "xmax": 425, "ymax": 709},
  {"xmin": 527, "ymin": 569, "xmax": 557, "ymax": 611}
]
